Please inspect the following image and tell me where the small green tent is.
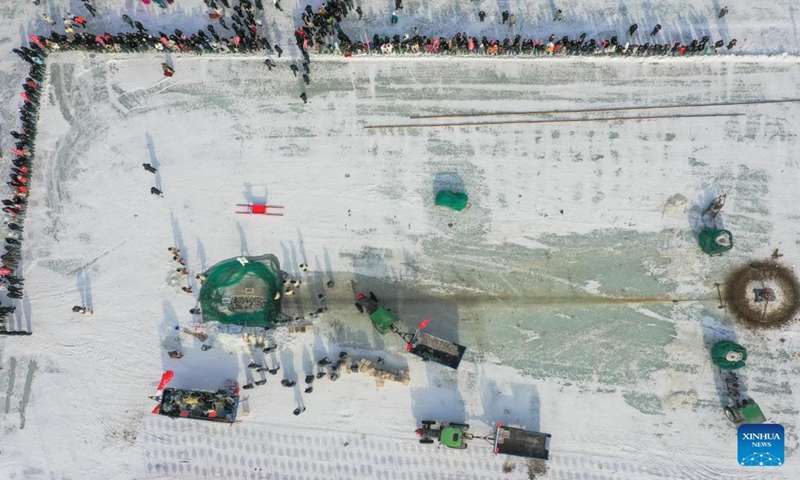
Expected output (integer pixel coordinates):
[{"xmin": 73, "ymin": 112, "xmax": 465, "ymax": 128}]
[
  {"xmin": 699, "ymin": 228, "xmax": 733, "ymax": 255},
  {"xmin": 435, "ymin": 190, "xmax": 468, "ymax": 211}
]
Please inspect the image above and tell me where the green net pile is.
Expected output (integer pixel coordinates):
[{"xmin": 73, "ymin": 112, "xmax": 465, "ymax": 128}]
[
  {"xmin": 698, "ymin": 228, "xmax": 733, "ymax": 255},
  {"xmin": 435, "ymin": 190, "xmax": 469, "ymax": 211},
  {"xmin": 198, "ymin": 254, "xmax": 283, "ymax": 327},
  {"xmin": 711, "ymin": 341, "xmax": 748, "ymax": 370}
]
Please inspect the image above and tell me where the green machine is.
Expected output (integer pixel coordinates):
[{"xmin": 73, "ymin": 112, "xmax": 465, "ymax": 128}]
[
  {"xmin": 416, "ymin": 421, "xmax": 552, "ymax": 460},
  {"xmin": 698, "ymin": 195, "xmax": 733, "ymax": 255},
  {"xmin": 712, "ymin": 341, "xmax": 766, "ymax": 424}
]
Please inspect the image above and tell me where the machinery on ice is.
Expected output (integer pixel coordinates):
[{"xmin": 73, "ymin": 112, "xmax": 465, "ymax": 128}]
[
  {"xmin": 711, "ymin": 341, "xmax": 766, "ymax": 424},
  {"xmin": 416, "ymin": 421, "xmax": 551, "ymax": 460},
  {"xmin": 355, "ymin": 291, "xmax": 467, "ymax": 369}
]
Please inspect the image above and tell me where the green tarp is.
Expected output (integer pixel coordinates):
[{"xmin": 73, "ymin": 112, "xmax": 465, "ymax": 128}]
[
  {"xmin": 435, "ymin": 190, "xmax": 468, "ymax": 211},
  {"xmin": 699, "ymin": 228, "xmax": 733, "ymax": 255}
]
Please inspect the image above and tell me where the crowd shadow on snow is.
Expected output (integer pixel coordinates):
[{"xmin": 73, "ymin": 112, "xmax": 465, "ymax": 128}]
[{"xmin": 159, "ymin": 300, "xmax": 240, "ymax": 391}]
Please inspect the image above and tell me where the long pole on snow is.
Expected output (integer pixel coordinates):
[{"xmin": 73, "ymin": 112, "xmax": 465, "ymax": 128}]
[
  {"xmin": 365, "ymin": 112, "xmax": 744, "ymax": 130},
  {"xmin": 409, "ymin": 98, "xmax": 800, "ymax": 120}
]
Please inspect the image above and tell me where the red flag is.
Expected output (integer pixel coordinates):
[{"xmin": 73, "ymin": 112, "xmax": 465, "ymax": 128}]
[
  {"xmin": 156, "ymin": 370, "xmax": 174, "ymax": 390},
  {"xmin": 406, "ymin": 342, "xmax": 413, "ymax": 351},
  {"xmin": 418, "ymin": 318, "xmax": 430, "ymax": 330},
  {"xmin": 151, "ymin": 404, "xmax": 160, "ymax": 414}
]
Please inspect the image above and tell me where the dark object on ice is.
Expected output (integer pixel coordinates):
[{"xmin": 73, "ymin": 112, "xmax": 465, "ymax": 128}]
[
  {"xmin": 242, "ymin": 383, "xmax": 255, "ymax": 389},
  {"xmin": 190, "ymin": 307, "xmax": 201, "ymax": 315},
  {"xmin": 292, "ymin": 406, "xmax": 306, "ymax": 416},
  {"xmin": 151, "ymin": 187, "xmax": 163, "ymax": 196},
  {"xmin": 248, "ymin": 362, "xmax": 262, "ymax": 369},
  {"xmin": 263, "ymin": 345, "xmax": 276, "ymax": 353},
  {"xmin": 305, "ymin": 374, "xmax": 314, "ymax": 384},
  {"xmin": 268, "ymin": 366, "xmax": 280, "ymax": 375},
  {"xmin": 168, "ymin": 350, "xmax": 184, "ymax": 359},
  {"xmin": 304, "ymin": 386, "xmax": 313, "ymax": 394},
  {"xmin": 143, "ymin": 163, "xmax": 157, "ymax": 173},
  {"xmin": 327, "ymin": 280, "xmax": 335, "ymax": 288},
  {"xmin": 719, "ymin": 6, "xmax": 728, "ymax": 18},
  {"xmin": 317, "ymin": 357, "xmax": 332, "ymax": 366},
  {"xmin": 254, "ymin": 379, "xmax": 267, "ymax": 386},
  {"xmin": 201, "ymin": 344, "xmax": 213, "ymax": 351},
  {"xmin": 316, "ymin": 371, "xmax": 326, "ymax": 379},
  {"xmin": 281, "ymin": 379, "xmax": 296, "ymax": 387},
  {"xmin": 339, "ymin": 351, "xmax": 348, "ymax": 359}
]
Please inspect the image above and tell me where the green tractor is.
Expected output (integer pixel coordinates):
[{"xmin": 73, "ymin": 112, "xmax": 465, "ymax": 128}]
[
  {"xmin": 416, "ymin": 421, "xmax": 474, "ymax": 449},
  {"xmin": 711, "ymin": 341, "xmax": 766, "ymax": 424}
]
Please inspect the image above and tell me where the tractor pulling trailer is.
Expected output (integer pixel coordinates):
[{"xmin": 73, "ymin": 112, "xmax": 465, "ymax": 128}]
[{"xmin": 416, "ymin": 421, "xmax": 552, "ymax": 460}]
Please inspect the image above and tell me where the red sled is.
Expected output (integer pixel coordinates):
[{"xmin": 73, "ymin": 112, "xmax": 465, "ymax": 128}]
[
  {"xmin": 208, "ymin": 13, "xmax": 221, "ymax": 19},
  {"xmin": 236, "ymin": 204, "xmax": 284, "ymax": 216}
]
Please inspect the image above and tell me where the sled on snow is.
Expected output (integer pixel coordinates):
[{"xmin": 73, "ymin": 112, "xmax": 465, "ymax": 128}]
[
  {"xmin": 236, "ymin": 204, "xmax": 284, "ymax": 216},
  {"xmin": 355, "ymin": 291, "xmax": 467, "ymax": 369},
  {"xmin": 155, "ymin": 380, "xmax": 240, "ymax": 424}
]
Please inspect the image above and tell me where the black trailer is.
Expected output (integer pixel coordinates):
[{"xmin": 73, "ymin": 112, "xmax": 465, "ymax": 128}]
[
  {"xmin": 493, "ymin": 423, "xmax": 551, "ymax": 460},
  {"xmin": 409, "ymin": 330, "xmax": 467, "ymax": 370}
]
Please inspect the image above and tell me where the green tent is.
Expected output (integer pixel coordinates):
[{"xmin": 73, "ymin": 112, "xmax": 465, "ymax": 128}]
[
  {"xmin": 698, "ymin": 228, "xmax": 733, "ymax": 255},
  {"xmin": 435, "ymin": 190, "xmax": 468, "ymax": 211},
  {"xmin": 198, "ymin": 254, "xmax": 283, "ymax": 327}
]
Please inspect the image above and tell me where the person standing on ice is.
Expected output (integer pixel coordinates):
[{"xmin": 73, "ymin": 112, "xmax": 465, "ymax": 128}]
[
  {"xmin": 143, "ymin": 163, "xmax": 157, "ymax": 173},
  {"xmin": 300, "ymin": 92, "xmax": 307, "ymax": 104},
  {"xmin": 151, "ymin": 186, "xmax": 163, "ymax": 196},
  {"xmin": 356, "ymin": 6, "xmax": 363, "ymax": 20},
  {"xmin": 264, "ymin": 58, "xmax": 276, "ymax": 70},
  {"xmin": 718, "ymin": 6, "xmax": 728, "ymax": 18},
  {"xmin": 292, "ymin": 406, "xmax": 306, "ymax": 415},
  {"xmin": 501, "ymin": 11, "xmax": 509, "ymax": 24},
  {"xmin": 650, "ymin": 24, "xmax": 661, "ymax": 36},
  {"xmin": 134, "ymin": 21, "xmax": 147, "ymax": 32},
  {"xmin": 553, "ymin": 9, "xmax": 562, "ymax": 21},
  {"xmin": 273, "ymin": 0, "xmax": 283, "ymax": 11},
  {"xmin": 478, "ymin": 11, "xmax": 485, "ymax": 22},
  {"xmin": 42, "ymin": 14, "xmax": 55, "ymax": 25},
  {"xmin": 628, "ymin": 24, "xmax": 638, "ymax": 36},
  {"xmin": 274, "ymin": 45, "xmax": 283, "ymax": 57}
]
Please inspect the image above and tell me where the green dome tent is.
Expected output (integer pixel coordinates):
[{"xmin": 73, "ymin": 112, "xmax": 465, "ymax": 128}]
[
  {"xmin": 198, "ymin": 254, "xmax": 284, "ymax": 327},
  {"xmin": 699, "ymin": 228, "xmax": 733, "ymax": 255}
]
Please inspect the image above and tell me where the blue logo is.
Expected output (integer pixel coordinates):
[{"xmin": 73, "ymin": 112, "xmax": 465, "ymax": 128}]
[{"xmin": 738, "ymin": 424, "xmax": 784, "ymax": 466}]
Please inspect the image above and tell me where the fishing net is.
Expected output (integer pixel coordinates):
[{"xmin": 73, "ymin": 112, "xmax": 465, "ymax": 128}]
[
  {"xmin": 435, "ymin": 190, "xmax": 469, "ymax": 211},
  {"xmin": 198, "ymin": 254, "xmax": 284, "ymax": 327}
]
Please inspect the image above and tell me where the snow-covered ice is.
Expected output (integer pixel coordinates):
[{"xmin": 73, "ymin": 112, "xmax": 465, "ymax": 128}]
[{"xmin": 1, "ymin": 1, "xmax": 800, "ymax": 479}]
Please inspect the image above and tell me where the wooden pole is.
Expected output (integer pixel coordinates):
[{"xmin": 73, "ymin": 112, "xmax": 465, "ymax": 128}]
[
  {"xmin": 365, "ymin": 112, "xmax": 744, "ymax": 130},
  {"xmin": 410, "ymin": 98, "xmax": 800, "ymax": 120}
]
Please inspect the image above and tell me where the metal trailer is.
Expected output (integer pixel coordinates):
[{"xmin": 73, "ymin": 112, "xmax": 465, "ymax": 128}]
[{"xmin": 493, "ymin": 422, "xmax": 551, "ymax": 460}]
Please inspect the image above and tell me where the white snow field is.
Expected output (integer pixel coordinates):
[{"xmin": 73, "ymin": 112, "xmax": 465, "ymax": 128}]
[{"xmin": 2, "ymin": 1, "xmax": 800, "ymax": 479}]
